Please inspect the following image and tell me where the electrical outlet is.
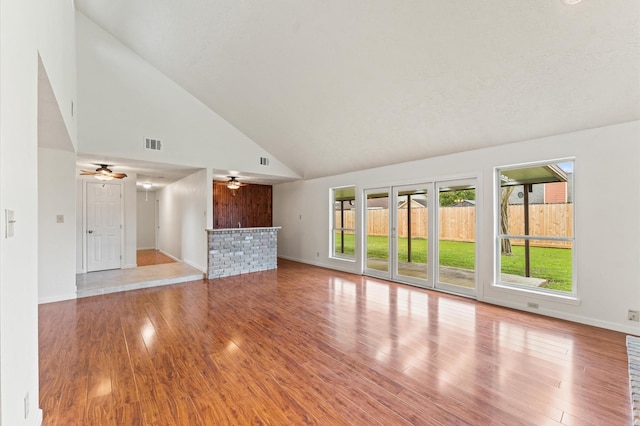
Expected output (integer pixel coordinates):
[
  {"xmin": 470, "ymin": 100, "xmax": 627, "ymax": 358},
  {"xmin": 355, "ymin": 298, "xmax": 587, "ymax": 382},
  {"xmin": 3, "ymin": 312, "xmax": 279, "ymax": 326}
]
[
  {"xmin": 527, "ymin": 302, "xmax": 539, "ymax": 309},
  {"xmin": 628, "ymin": 310, "xmax": 640, "ymax": 322},
  {"xmin": 316, "ymin": 251, "xmax": 320, "ymax": 257},
  {"xmin": 24, "ymin": 392, "xmax": 29, "ymax": 419}
]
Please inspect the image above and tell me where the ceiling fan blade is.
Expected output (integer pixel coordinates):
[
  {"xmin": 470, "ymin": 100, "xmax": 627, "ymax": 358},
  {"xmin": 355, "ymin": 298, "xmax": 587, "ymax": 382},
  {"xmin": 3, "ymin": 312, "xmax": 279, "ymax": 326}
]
[
  {"xmin": 80, "ymin": 170, "xmax": 98, "ymax": 175},
  {"xmin": 111, "ymin": 173, "xmax": 128, "ymax": 179}
]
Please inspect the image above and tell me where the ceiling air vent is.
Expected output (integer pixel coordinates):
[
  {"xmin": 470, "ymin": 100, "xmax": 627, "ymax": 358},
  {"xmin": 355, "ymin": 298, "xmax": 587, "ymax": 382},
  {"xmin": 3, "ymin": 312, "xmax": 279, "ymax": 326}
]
[
  {"xmin": 144, "ymin": 137, "xmax": 162, "ymax": 151},
  {"xmin": 259, "ymin": 157, "xmax": 270, "ymax": 166}
]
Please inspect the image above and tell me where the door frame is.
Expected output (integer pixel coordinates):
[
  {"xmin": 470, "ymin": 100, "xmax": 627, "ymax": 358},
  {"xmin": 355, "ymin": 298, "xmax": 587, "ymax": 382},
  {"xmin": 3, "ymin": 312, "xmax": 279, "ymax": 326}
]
[
  {"xmin": 391, "ymin": 183, "xmax": 433, "ymax": 289},
  {"xmin": 362, "ymin": 177, "xmax": 479, "ymax": 298},
  {"xmin": 82, "ymin": 180, "xmax": 125, "ymax": 273},
  {"xmin": 433, "ymin": 178, "xmax": 478, "ymax": 298},
  {"xmin": 363, "ymin": 187, "xmax": 392, "ymax": 280}
]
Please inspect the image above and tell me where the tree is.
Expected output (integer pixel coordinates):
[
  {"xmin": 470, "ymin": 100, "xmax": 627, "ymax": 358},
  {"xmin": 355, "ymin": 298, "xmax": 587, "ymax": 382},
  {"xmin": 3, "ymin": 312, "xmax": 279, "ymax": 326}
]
[
  {"xmin": 500, "ymin": 186, "xmax": 514, "ymax": 255},
  {"xmin": 439, "ymin": 189, "xmax": 475, "ymax": 207}
]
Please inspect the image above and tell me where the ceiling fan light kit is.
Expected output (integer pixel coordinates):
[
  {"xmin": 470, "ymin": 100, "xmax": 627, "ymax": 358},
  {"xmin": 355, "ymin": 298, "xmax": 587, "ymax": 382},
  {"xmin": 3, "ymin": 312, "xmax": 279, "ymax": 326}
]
[
  {"xmin": 80, "ymin": 164, "xmax": 128, "ymax": 181},
  {"xmin": 227, "ymin": 177, "xmax": 241, "ymax": 190}
]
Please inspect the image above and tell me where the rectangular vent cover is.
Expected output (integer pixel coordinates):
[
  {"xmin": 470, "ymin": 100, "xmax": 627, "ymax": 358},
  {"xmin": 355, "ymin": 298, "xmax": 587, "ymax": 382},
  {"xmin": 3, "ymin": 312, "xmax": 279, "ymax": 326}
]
[
  {"xmin": 259, "ymin": 157, "xmax": 270, "ymax": 166},
  {"xmin": 144, "ymin": 137, "xmax": 162, "ymax": 151}
]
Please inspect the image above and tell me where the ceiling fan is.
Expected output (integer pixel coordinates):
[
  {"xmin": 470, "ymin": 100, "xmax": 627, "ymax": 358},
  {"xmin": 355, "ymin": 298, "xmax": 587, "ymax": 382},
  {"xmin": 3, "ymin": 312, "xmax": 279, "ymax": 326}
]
[
  {"xmin": 80, "ymin": 164, "xmax": 128, "ymax": 181},
  {"xmin": 214, "ymin": 176, "xmax": 247, "ymax": 190}
]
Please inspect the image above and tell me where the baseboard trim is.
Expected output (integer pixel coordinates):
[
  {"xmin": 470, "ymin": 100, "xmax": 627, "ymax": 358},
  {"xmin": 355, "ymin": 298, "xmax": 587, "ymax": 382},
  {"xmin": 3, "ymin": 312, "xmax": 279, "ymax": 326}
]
[
  {"xmin": 32, "ymin": 408, "xmax": 43, "ymax": 426},
  {"xmin": 183, "ymin": 259, "xmax": 206, "ymax": 274},
  {"xmin": 277, "ymin": 255, "xmax": 359, "ymax": 275},
  {"xmin": 159, "ymin": 250, "xmax": 181, "ymax": 263},
  {"xmin": 482, "ymin": 296, "xmax": 640, "ymax": 335},
  {"xmin": 38, "ymin": 293, "xmax": 77, "ymax": 304}
]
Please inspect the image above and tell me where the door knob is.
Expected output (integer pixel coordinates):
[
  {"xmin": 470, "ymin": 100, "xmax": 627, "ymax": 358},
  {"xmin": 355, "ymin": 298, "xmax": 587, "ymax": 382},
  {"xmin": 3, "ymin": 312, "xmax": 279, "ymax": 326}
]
[{"xmin": 87, "ymin": 230, "xmax": 94, "ymax": 234}]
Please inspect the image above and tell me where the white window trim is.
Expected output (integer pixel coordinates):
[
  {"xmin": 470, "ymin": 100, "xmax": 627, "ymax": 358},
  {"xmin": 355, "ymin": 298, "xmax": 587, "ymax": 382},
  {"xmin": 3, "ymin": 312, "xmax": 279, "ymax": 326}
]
[
  {"xmin": 330, "ymin": 186, "xmax": 356, "ymax": 262},
  {"xmin": 494, "ymin": 159, "xmax": 576, "ymax": 299}
]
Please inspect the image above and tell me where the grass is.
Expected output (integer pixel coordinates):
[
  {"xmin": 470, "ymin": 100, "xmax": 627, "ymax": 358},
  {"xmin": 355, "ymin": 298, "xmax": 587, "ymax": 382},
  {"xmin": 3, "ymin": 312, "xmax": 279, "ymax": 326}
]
[{"xmin": 335, "ymin": 233, "xmax": 572, "ymax": 292}]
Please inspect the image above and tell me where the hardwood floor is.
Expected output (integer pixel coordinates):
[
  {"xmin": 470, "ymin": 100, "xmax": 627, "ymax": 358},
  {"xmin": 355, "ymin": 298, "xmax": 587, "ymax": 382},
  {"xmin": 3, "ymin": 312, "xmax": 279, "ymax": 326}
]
[
  {"xmin": 39, "ymin": 259, "xmax": 631, "ymax": 425},
  {"xmin": 137, "ymin": 250, "xmax": 176, "ymax": 267}
]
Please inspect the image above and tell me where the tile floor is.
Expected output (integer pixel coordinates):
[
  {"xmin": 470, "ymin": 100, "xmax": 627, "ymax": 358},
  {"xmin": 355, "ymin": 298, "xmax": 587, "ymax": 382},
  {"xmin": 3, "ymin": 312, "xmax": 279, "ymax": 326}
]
[{"xmin": 76, "ymin": 262, "xmax": 205, "ymax": 298}]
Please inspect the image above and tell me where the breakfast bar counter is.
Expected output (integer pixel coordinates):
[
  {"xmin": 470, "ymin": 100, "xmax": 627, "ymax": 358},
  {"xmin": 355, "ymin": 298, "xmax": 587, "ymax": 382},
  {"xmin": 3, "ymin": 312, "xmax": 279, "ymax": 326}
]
[{"xmin": 206, "ymin": 227, "xmax": 280, "ymax": 279}]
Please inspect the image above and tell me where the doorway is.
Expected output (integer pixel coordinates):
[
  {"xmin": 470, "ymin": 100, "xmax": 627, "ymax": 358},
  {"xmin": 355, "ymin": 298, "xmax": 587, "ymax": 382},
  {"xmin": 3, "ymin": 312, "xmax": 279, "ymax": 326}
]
[
  {"xmin": 86, "ymin": 182, "xmax": 123, "ymax": 272},
  {"xmin": 363, "ymin": 179, "xmax": 477, "ymax": 297},
  {"xmin": 364, "ymin": 184, "xmax": 431, "ymax": 288},
  {"xmin": 435, "ymin": 180, "xmax": 477, "ymax": 297}
]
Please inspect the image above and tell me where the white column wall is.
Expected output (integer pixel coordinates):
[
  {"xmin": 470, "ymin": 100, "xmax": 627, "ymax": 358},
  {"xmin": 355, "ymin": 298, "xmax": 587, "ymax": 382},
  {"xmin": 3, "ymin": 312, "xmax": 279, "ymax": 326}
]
[
  {"xmin": 38, "ymin": 147, "xmax": 77, "ymax": 303},
  {"xmin": 156, "ymin": 169, "xmax": 209, "ymax": 272},
  {"xmin": 0, "ymin": 0, "xmax": 42, "ymax": 423}
]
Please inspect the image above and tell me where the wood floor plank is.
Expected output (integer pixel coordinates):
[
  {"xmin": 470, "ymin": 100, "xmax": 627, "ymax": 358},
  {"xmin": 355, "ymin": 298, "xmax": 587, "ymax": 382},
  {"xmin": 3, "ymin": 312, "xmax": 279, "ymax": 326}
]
[{"xmin": 39, "ymin": 259, "xmax": 632, "ymax": 425}]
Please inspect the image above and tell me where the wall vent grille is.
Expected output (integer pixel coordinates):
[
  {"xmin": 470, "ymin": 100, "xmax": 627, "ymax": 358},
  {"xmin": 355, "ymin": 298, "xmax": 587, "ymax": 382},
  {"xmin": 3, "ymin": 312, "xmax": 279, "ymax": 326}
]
[
  {"xmin": 144, "ymin": 137, "xmax": 162, "ymax": 151},
  {"xmin": 259, "ymin": 157, "xmax": 270, "ymax": 166}
]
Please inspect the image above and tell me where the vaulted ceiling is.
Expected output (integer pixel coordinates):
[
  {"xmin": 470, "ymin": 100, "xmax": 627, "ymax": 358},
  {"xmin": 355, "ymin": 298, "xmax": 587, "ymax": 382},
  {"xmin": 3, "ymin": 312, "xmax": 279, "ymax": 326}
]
[{"xmin": 75, "ymin": 0, "xmax": 640, "ymax": 180}]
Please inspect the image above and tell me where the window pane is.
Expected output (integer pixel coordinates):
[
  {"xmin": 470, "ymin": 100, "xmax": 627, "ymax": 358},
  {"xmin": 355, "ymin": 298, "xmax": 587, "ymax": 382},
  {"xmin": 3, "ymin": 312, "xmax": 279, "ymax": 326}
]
[
  {"xmin": 332, "ymin": 187, "xmax": 355, "ymax": 260},
  {"xmin": 500, "ymin": 238, "xmax": 573, "ymax": 293},
  {"xmin": 438, "ymin": 185, "xmax": 476, "ymax": 289},
  {"xmin": 498, "ymin": 161, "xmax": 574, "ymax": 295},
  {"xmin": 503, "ymin": 183, "xmax": 573, "ymax": 238}
]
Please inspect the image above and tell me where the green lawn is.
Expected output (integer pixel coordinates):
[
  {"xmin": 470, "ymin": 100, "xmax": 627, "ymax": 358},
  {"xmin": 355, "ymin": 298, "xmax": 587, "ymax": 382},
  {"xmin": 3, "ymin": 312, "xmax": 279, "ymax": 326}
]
[{"xmin": 335, "ymin": 233, "xmax": 572, "ymax": 292}]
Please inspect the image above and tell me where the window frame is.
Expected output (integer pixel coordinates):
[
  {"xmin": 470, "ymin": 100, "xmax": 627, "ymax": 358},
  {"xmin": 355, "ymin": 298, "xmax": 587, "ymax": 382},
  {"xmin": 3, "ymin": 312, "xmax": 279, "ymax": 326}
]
[
  {"xmin": 330, "ymin": 186, "xmax": 356, "ymax": 262},
  {"xmin": 495, "ymin": 159, "xmax": 577, "ymax": 299}
]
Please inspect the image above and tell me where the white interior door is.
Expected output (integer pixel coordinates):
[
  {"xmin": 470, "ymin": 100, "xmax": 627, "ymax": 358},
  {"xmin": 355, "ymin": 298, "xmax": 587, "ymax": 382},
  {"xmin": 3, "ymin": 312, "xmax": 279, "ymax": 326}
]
[{"xmin": 87, "ymin": 182, "xmax": 122, "ymax": 272}]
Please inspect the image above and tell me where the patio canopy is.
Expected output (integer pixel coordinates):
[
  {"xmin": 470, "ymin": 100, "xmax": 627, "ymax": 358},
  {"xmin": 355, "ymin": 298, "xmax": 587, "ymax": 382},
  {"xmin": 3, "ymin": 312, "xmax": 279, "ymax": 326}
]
[{"xmin": 500, "ymin": 164, "xmax": 568, "ymax": 186}]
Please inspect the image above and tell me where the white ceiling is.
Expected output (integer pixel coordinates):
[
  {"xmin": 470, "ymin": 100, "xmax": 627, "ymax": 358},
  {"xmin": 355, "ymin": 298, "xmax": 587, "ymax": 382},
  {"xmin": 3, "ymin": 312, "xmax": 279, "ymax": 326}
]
[{"xmin": 75, "ymin": 0, "xmax": 640, "ymax": 180}]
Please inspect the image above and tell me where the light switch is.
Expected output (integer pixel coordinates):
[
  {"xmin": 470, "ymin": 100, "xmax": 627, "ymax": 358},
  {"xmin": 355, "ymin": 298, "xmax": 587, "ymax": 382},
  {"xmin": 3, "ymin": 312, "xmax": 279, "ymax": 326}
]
[
  {"xmin": 56, "ymin": 215, "xmax": 64, "ymax": 223},
  {"xmin": 5, "ymin": 209, "xmax": 15, "ymax": 238}
]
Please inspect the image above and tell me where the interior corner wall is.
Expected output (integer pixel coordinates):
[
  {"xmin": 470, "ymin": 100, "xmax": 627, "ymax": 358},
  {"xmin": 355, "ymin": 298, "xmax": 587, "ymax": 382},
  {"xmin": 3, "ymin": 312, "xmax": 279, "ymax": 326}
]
[
  {"xmin": 0, "ymin": 0, "xmax": 43, "ymax": 424},
  {"xmin": 38, "ymin": 147, "xmax": 77, "ymax": 303},
  {"xmin": 273, "ymin": 121, "xmax": 640, "ymax": 335},
  {"xmin": 156, "ymin": 169, "xmax": 208, "ymax": 272},
  {"xmin": 137, "ymin": 191, "xmax": 157, "ymax": 250}
]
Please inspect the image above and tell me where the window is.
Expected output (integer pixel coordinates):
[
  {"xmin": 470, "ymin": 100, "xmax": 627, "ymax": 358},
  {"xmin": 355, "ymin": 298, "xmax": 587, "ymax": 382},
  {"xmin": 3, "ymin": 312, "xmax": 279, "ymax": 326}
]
[
  {"xmin": 497, "ymin": 160, "xmax": 575, "ymax": 295},
  {"xmin": 331, "ymin": 186, "xmax": 356, "ymax": 260}
]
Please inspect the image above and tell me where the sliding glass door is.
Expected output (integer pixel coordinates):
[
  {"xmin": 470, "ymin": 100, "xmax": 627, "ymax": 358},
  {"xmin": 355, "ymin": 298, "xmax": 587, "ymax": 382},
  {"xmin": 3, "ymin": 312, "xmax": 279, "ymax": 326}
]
[
  {"xmin": 364, "ymin": 188, "xmax": 390, "ymax": 278},
  {"xmin": 363, "ymin": 179, "xmax": 477, "ymax": 298},
  {"xmin": 392, "ymin": 184, "xmax": 430, "ymax": 287},
  {"xmin": 435, "ymin": 180, "xmax": 477, "ymax": 296}
]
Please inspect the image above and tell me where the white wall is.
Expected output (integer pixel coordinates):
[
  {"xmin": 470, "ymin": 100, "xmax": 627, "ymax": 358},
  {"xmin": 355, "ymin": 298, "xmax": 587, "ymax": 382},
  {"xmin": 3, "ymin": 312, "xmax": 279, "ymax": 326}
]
[
  {"xmin": 38, "ymin": 0, "xmax": 77, "ymax": 149},
  {"xmin": 157, "ymin": 169, "xmax": 209, "ymax": 272},
  {"xmin": 137, "ymin": 191, "xmax": 157, "ymax": 250},
  {"xmin": 274, "ymin": 121, "xmax": 640, "ymax": 335},
  {"xmin": 38, "ymin": 148, "xmax": 77, "ymax": 303},
  {"xmin": 123, "ymin": 173, "xmax": 137, "ymax": 268},
  {"xmin": 75, "ymin": 12, "xmax": 299, "ymax": 181},
  {"xmin": 0, "ymin": 0, "xmax": 43, "ymax": 423}
]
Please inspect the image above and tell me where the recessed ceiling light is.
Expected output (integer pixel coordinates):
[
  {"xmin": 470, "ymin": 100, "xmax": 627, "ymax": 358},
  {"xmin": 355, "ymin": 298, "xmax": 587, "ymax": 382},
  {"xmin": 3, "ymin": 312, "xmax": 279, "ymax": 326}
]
[{"xmin": 562, "ymin": 0, "xmax": 582, "ymax": 4}]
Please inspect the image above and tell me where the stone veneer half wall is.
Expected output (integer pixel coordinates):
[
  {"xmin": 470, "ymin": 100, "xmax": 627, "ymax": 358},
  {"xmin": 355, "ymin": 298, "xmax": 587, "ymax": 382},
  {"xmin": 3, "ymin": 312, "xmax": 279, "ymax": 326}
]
[{"xmin": 207, "ymin": 227, "xmax": 280, "ymax": 279}]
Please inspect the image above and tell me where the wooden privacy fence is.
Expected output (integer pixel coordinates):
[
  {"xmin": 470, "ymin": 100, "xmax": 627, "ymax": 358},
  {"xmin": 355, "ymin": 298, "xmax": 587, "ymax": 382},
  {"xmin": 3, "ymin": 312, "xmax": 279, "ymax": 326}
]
[{"xmin": 336, "ymin": 205, "xmax": 573, "ymax": 248}]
